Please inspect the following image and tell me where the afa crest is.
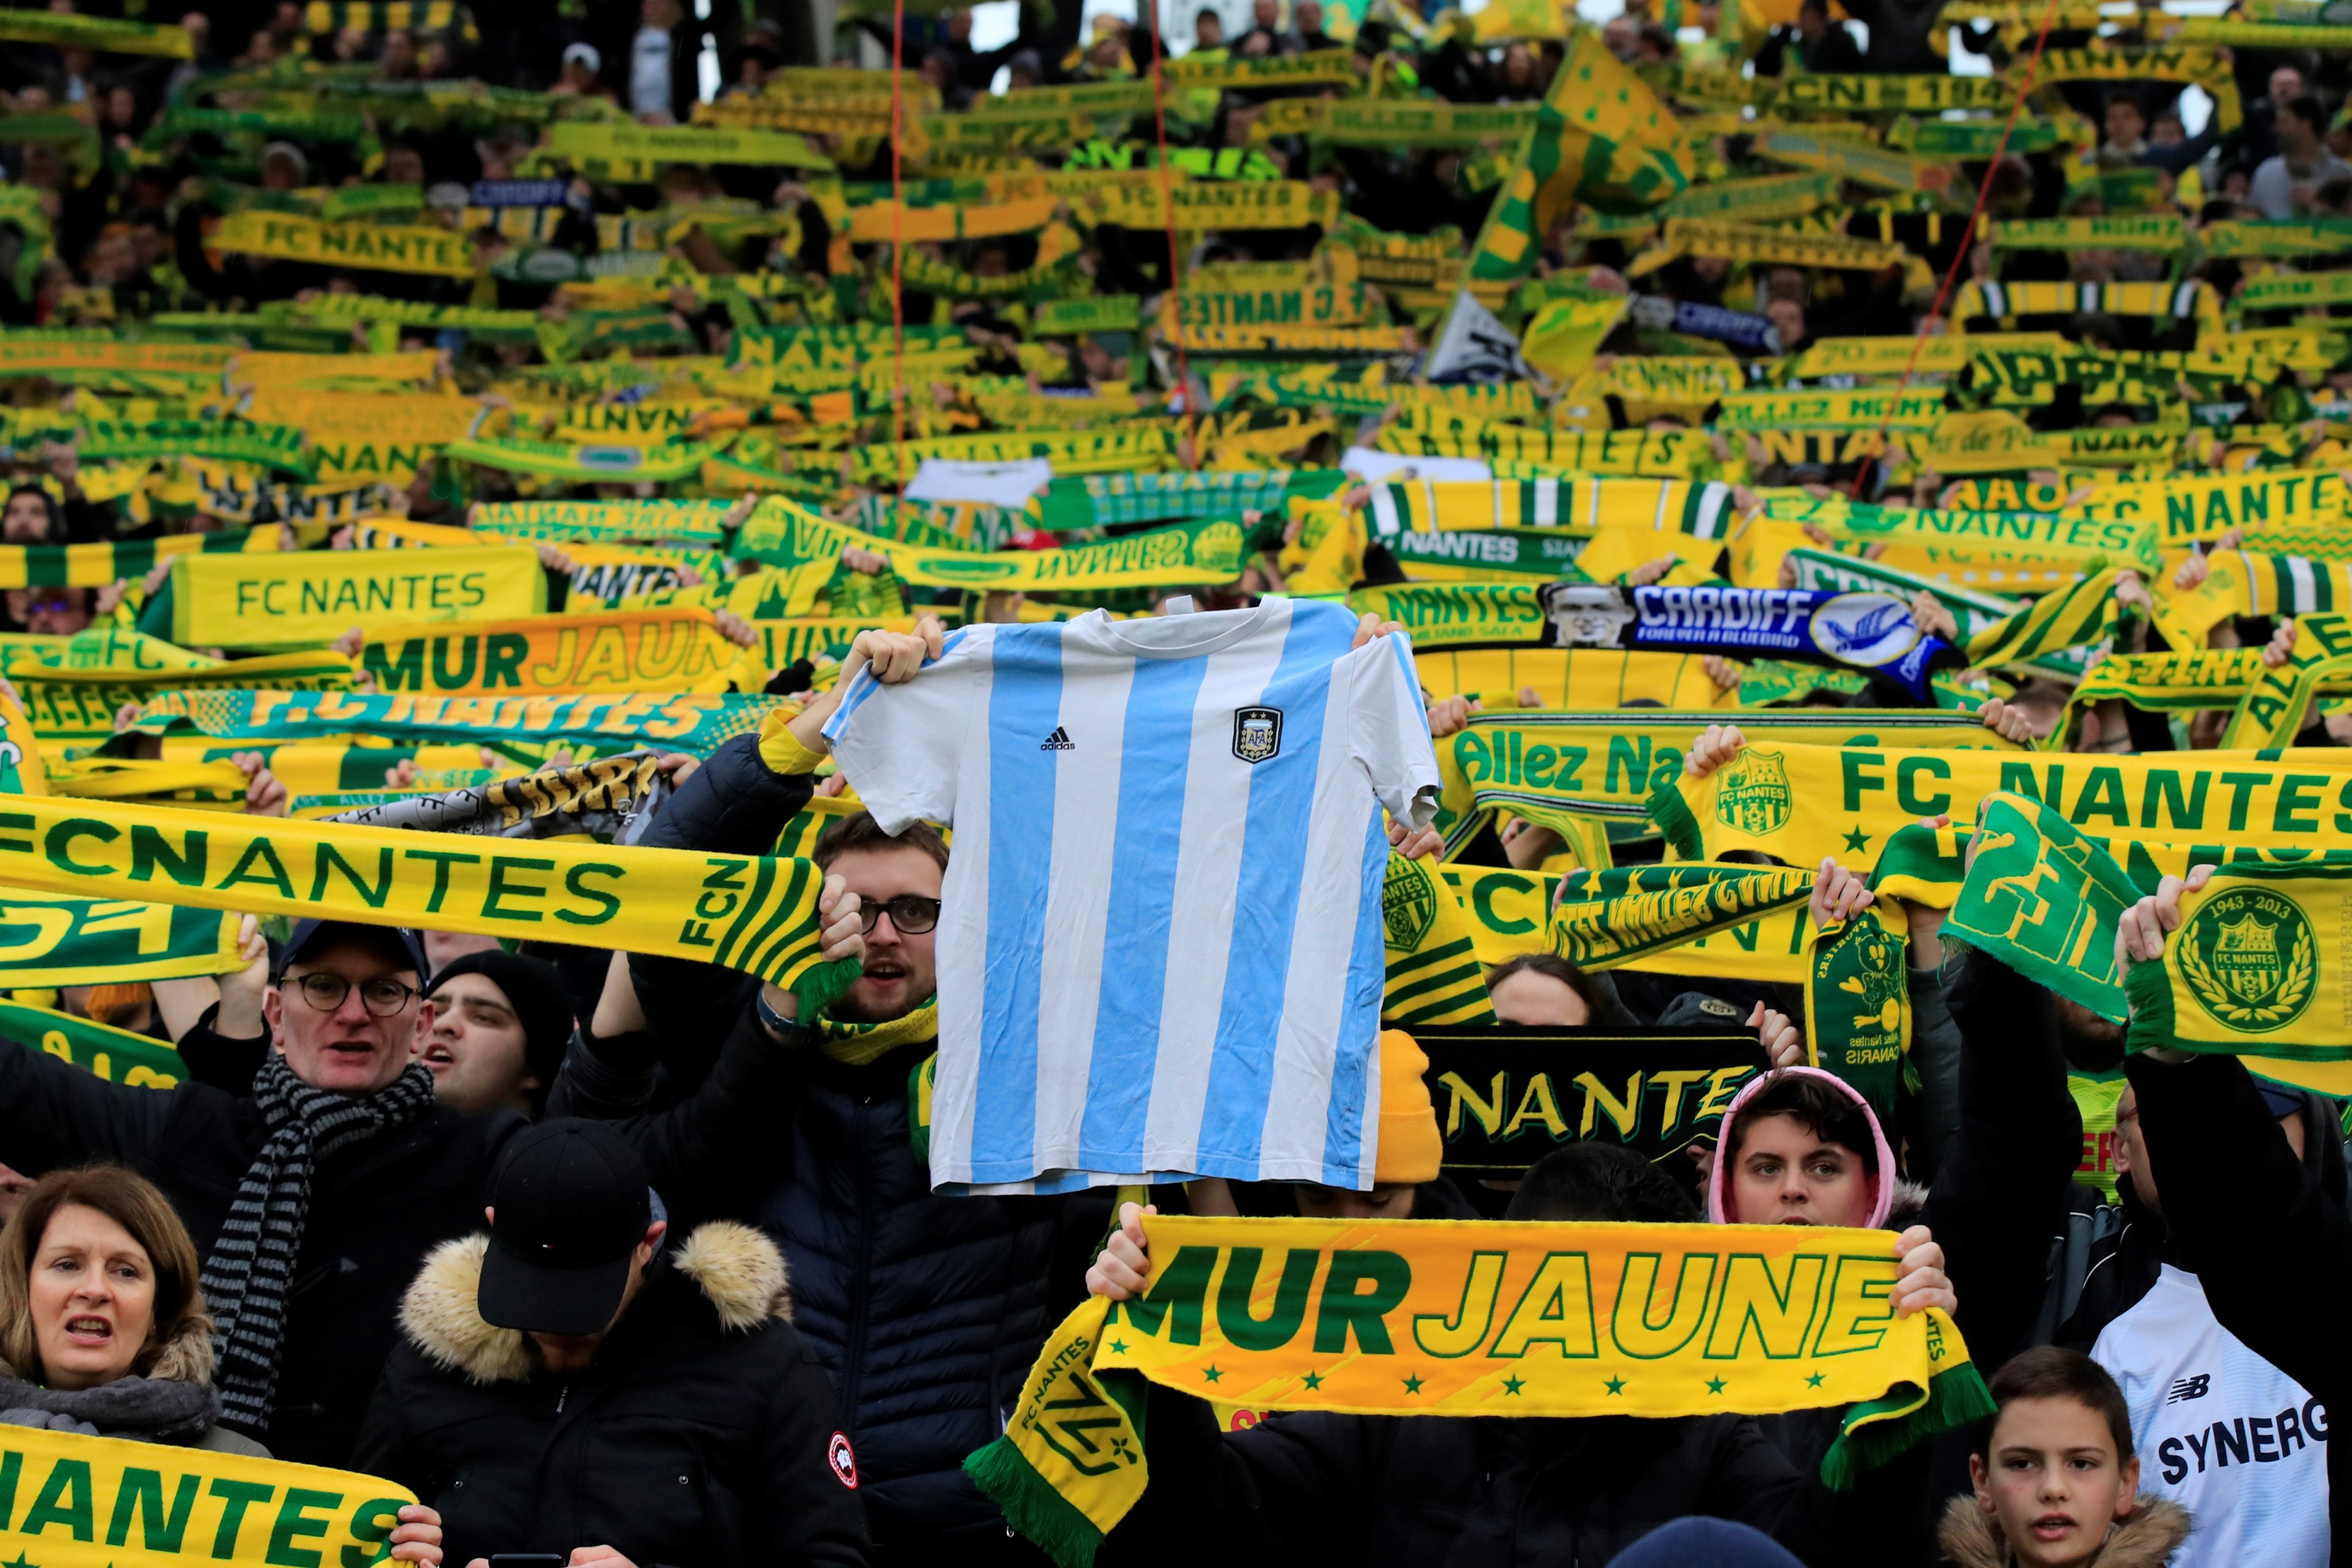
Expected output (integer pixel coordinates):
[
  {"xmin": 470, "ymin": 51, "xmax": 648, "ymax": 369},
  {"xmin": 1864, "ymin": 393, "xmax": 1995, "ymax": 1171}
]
[
  {"xmin": 1233, "ymin": 706, "xmax": 1283, "ymax": 764},
  {"xmin": 1714, "ymin": 748, "xmax": 1793, "ymax": 837},
  {"xmin": 2179, "ymin": 888, "xmax": 2316, "ymax": 1033}
]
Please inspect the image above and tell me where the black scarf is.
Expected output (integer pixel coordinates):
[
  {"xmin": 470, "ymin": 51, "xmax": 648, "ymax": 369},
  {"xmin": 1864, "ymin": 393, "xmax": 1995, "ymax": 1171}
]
[{"xmin": 200, "ymin": 1052, "xmax": 436, "ymax": 1433}]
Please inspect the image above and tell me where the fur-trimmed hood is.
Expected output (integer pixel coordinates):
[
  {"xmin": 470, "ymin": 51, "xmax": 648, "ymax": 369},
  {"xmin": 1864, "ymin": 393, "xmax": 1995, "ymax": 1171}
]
[
  {"xmin": 1939, "ymin": 1494, "xmax": 2191, "ymax": 1568},
  {"xmin": 399, "ymin": 1221, "xmax": 791, "ymax": 1385}
]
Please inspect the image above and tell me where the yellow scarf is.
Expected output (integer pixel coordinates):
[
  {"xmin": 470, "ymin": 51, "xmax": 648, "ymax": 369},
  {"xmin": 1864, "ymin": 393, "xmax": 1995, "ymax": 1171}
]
[
  {"xmin": 0, "ymin": 795, "xmax": 854, "ymax": 1005},
  {"xmin": 969, "ymin": 1217, "xmax": 1990, "ymax": 1566}
]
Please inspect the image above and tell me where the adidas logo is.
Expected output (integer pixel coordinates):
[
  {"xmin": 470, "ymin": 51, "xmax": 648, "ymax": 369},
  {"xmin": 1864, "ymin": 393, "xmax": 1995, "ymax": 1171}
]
[{"xmin": 1040, "ymin": 726, "xmax": 1076, "ymax": 751}]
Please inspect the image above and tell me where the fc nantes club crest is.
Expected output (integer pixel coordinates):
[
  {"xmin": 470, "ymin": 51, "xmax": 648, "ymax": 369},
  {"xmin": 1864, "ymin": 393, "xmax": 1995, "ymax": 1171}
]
[
  {"xmin": 1714, "ymin": 748, "xmax": 1793, "ymax": 837},
  {"xmin": 1233, "ymin": 706, "xmax": 1283, "ymax": 764},
  {"xmin": 2180, "ymin": 888, "xmax": 2316, "ymax": 1033},
  {"xmin": 1382, "ymin": 854, "xmax": 1440, "ymax": 953}
]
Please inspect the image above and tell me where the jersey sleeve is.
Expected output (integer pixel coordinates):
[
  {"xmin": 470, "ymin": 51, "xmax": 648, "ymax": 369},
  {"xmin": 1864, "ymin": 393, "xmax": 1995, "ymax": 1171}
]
[
  {"xmin": 821, "ymin": 644, "xmax": 976, "ymax": 834},
  {"xmin": 1348, "ymin": 630, "xmax": 1443, "ymax": 829}
]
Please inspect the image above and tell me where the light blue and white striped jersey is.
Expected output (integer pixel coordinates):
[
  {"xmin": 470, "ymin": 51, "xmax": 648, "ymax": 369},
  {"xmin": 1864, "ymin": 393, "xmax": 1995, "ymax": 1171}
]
[{"xmin": 824, "ymin": 598, "xmax": 1441, "ymax": 1195}]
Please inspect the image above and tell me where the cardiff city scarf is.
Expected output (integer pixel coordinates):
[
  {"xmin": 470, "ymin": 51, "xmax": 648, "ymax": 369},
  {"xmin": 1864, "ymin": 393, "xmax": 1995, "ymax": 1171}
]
[
  {"xmin": 0, "ymin": 997, "xmax": 188, "ymax": 1089},
  {"xmin": 1417, "ymin": 1029, "xmax": 1767, "ymax": 1171},
  {"xmin": 0, "ymin": 795, "xmax": 853, "ymax": 1004},
  {"xmin": 1783, "ymin": 548, "xmax": 2096, "ymax": 679},
  {"xmin": 969, "ymin": 1217, "xmax": 1991, "ymax": 1568},
  {"xmin": 167, "ymin": 547, "xmax": 547, "ymax": 649},
  {"xmin": 1534, "ymin": 584, "xmax": 1960, "ymax": 703},
  {"xmin": 358, "ymin": 611, "xmax": 760, "ymax": 697},
  {"xmin": 1654, "ymin": 744, "xmax": 2352, "ymax": 869},
  {"xmin": 129, "ymin": 690, "xmax": 783, "ymax": 755},
  {"xmin": 1378, "ymin": 854, "xmax": 1495, "ymax": 1028}
]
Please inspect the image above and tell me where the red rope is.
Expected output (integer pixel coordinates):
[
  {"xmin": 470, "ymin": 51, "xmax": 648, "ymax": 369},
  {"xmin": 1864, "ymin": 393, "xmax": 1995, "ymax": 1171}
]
[
  {"xmin": 889, "ymin": 0, "xmax": 907, "ymax": 487},
  {"xmin": 1849, "ymin": 0, "xmax": 2062, "ymax": 498},
  {"xmin": 1144, "ymin": 2, "xmax": 1194, "ymax": 459}
]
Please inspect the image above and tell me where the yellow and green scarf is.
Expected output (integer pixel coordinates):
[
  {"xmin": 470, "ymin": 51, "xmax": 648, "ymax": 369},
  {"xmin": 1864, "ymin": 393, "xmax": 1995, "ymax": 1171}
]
[{"xmin": 969, "ymin": 1216, "xmax": 1992, "ymax": 1567}]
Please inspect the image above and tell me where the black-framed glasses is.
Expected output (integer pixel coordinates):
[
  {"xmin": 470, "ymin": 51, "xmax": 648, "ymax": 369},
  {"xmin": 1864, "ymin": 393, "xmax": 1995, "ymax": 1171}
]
[
  {"xmin": 857, "ymin": 894, "xmax": 940, "ymax": 935},
  {"xmin": 285, "ymin": 972, "xmax": 419, "ymax": 1016}
]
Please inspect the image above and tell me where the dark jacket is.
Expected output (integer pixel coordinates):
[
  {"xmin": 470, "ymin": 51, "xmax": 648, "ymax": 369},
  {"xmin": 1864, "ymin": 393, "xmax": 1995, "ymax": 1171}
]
[
  {"xmin": 1099, "ymin": 1385, "xmax": 1851, "ymax": 1567},
  {"xmin": 0, "ymin": 957, "xmax": 806, "ymax": 1468},
  {"xmin": 1928, "ymin": 947, "xmax": 2088, "ymax": 1373},
  {"xmin": 2119, "ymin": 1047, "xmax": 2352, "ymax": 1566},
  {"xmin": 552, "ymin": 734, "xmax": 1110, "ymax": 1566},
  {"xmin": 358, "ymin": 1221, "xmax": 869, "ymax": 1568}
]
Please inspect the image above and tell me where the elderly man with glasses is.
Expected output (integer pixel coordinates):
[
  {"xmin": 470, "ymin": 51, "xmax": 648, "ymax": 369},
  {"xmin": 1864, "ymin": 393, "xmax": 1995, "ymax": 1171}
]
[{"xmin": 0, "ymin": 878, "xmax": 865, "ymax": 1474}]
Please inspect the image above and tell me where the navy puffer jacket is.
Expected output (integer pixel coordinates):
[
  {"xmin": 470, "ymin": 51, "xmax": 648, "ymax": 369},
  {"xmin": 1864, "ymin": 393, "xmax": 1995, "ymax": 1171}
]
[{"xmin": 559, "ymin": 735, "xmax": 1111, "ymax": 1566}]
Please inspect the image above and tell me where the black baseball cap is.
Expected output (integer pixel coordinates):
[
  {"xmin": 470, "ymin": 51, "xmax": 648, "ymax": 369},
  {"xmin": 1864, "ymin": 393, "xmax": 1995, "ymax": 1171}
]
[
  {"xmin": 276, "ymin": 919, "xmax": 430, "ymax": 984},
  {"xmin": 479, "ymin": 1120, "xmax": 653, "ymax": 1335}
]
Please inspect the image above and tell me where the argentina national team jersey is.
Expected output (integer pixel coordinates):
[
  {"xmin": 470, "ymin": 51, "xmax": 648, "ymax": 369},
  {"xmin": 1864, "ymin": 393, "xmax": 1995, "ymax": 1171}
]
[{"xmin": 823, "ymin": 598, "xmax": 1442, "ymax": 1195}]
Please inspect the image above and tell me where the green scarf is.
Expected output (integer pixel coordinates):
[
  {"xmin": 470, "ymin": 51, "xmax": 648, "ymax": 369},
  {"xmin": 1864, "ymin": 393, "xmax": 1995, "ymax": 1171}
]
[
  {"xmin": 126, "ymin": 690, "xmax": 784, "ymax": 754},
  {"xmin": 817, "ymin": 1000, "xmax": 939, "ymax": 1065},
  {"xmin": 1804, "ymin": 900, "xmax": 1909, "ymax": 1127},
  {"xmin": 1551, "ymin": 863, "xmax": 1816, "ymax": 969}
]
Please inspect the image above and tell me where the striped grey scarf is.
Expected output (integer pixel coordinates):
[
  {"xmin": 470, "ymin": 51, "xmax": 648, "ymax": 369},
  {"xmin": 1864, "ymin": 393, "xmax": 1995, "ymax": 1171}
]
[{"xmin": 200, "ymin": 1052, "xmax": 436, "ymax": 1433}]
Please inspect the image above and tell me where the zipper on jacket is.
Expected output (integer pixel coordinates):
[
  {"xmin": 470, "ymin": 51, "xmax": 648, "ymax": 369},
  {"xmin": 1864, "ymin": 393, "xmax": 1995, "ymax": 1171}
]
[
  {"xmin": 840, "ymin": 1114, "xmax": 875, "ymax": 1445},
  {"xmin": 556, "ymin": 1382, "xmax": 570, "ymax": 1415}
]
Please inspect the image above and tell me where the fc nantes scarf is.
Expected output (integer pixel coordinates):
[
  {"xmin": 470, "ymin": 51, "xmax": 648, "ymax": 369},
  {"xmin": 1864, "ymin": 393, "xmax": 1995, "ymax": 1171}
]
[
  {"xmin": 2123, "ymin": 865, "xmax": 2352, "ymax": 1059},
  {"xmin": 1439, "ymin": 708, "xmax": 2014, "ymax": 848},
  {"xmin": 1550, "ymin": 862, "xmax": 1815, "ymax": 969},
  {"xmin": 359, "ymin": 610, "xmax": 761, "ymax": 697},
  {"xmin": 0, "ymin": 890, "xmax": 239, "ymax": 986},
  {"xmin": 0, "ymin": 997, "xmax": 189, "ymax": 1089},
  {"xmin": 1653, "ymin": 744, "xmax": 2352, "ymax": 869},
  {"xmin": 128, "ymin": 690, "xmax": 783, "ymax": 756},
  {"xmin": 0, "ymin": 1423, "xmax": 417, "ymax": 1567},
  {"xmin": 969, "ymin": 1215, "xmax": 1991, "ymax": 1567},
  {"xmin": 0, "ymin": 795, "xmax": 854, "ymax": 1006},
  {"xmin": 1379, "ymin": 854, "xmax": 1495, "ymax": 1027}
]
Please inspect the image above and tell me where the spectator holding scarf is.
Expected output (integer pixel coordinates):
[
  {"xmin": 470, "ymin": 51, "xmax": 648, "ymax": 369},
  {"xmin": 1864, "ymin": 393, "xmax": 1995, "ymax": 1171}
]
[{"xmin": 0, "ymin": 897, "xmax": 864, "ymax": 1467}]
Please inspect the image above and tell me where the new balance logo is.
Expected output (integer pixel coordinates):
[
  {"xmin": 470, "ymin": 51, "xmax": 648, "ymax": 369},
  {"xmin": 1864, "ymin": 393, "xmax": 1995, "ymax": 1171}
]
[
  {"xmin": 1040, "ymin": 726, "xmax": 1076, "ymax": 751},
  {"xmin": 2168, "ymin": 1375, "xmax": 2211, "ymax": 1404}
]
